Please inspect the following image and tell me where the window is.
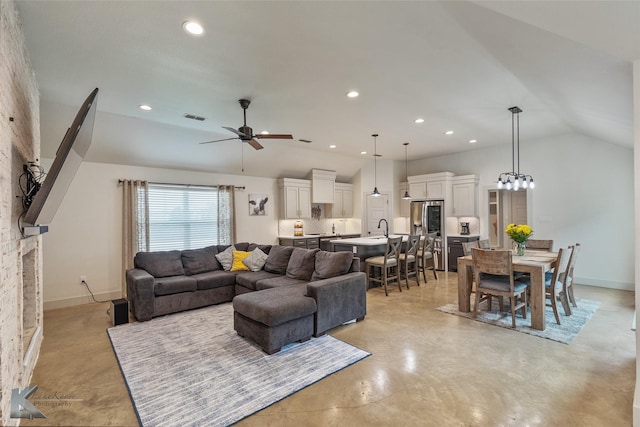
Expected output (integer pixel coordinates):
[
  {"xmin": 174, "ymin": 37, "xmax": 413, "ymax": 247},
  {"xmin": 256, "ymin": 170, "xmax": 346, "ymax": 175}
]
[{"xmin": 141, "ymin": 184, "xmax": 233, "ymax": 251}]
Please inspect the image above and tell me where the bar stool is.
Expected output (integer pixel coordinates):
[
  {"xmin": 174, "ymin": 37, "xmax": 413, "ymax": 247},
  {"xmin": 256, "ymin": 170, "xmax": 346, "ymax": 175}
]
[
  {"xmin": 398, "ymin": 234, "xmax": 420, "ymax": 288},
  {"xmin": 417, "ymin": 233, "xmax": 438, "ymax": 283},
  {"xmin": 365, "ymin": 236, "xmax": 402, "ymax": 296}
]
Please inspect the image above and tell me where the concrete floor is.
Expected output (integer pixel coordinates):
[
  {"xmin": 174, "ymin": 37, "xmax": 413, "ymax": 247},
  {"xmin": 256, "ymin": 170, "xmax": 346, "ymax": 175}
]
[{"xmin": 24, "ymin": 272, "xmax": 635, "ymax": 426}]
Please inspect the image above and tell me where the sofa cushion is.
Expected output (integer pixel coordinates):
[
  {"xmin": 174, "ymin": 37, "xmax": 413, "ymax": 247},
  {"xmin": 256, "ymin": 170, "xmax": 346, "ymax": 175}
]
[
  {"xmin": 247, "ymin": 243, "xmax": 272, "ymax": 254},
  {"xmin": 286, "ymin": 247, "xmax": 319, "ymax": 281},
  {"xmin": 233, "ymin": 285, "xmax": 316, "ymax": 327},
  {"xmin": 312, "ymin": 251, "xmax": 354, "ymax": 281},
  {"xmin": 191, "ymin": 270, "xmax": 237, "ymax": 290},
  {"xmin": 181, "ymin": 246, "xmax": 220, "ymax": 275},
  {"xmin": 242, "ymin": 248, "xmax": 268, "ymax": 272},
  {"xmin": 234, "ymin": 242, "xmax": 250, "ymax": 252},
  {"xmin": 215, "ymin": 245, "xmax": 236, "ymax": 271},
  {"xmin": 264, "ymin": 246, "xmax": 294, "ymax": 274},
  {"xmin": 153, "ymin": 276, "xmax": 197, "ymax": 296},
  {"xmin": 235, "ymin": 270, "xmax": 282, "ymax": 291},
  {"xmin": 256, "ymin": 276, "xmax": 308, "ymax": 291},
  {"xmin": 231, "ymin": 250, "xmax": 251, "ymax": 271},
  {"xmin": 135, "ymin": 250, "xmax": 184, "ymax": 278}
]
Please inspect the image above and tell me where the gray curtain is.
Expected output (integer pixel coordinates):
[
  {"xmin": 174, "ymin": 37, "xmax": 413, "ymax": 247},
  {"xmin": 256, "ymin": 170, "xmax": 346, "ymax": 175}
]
[
  {"xmin": 121, "ymin": 179, "xmax": 149, "ymax": 297},
  {"xmin": 218, "ymin": 185, "xmax": 236, "ymax": 245}
]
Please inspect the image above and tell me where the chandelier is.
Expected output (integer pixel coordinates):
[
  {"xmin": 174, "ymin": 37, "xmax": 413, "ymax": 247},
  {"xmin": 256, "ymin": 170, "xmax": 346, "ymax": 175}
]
[{"xmin": 496, "ymin": 106, "xmax": 534, "ymax": 191}]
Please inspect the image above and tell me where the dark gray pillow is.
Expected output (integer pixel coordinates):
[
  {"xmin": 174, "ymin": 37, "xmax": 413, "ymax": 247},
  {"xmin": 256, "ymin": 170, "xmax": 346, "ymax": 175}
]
[
  {"xmin": 234, "ymin": 242, "xmax": 250, "ymax": 252},
  {"xmin": 264, "ymin": 245, "xmax": 294, "ymax": 274},
  {"xmin": 181, "ymin": 246, "xmax": 220, "ymax": 275},
  {"xmin": 134, "ymin": 250, "xmax": 184, "ymax": 278},
  {"xmin": 286, "ymin": 248, "xmax": 320, "ymax": 281},
  {"xmin": 247, "ymin": 243, "xmax": 272, "ymax": 254},
  {"xmin": 311, "ymin": 251, "xmax": 354, "ymax": 281}
]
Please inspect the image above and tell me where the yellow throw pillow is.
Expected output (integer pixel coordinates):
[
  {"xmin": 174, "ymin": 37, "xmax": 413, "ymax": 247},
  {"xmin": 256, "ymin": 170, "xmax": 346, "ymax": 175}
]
[{"xmin": 231, "ymin": 250, "xmax": 251, "ymax": 271}]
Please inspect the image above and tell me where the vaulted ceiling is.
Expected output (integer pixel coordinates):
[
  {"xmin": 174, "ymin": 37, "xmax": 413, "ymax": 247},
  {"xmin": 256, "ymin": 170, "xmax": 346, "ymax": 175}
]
[{"xmin": 16, "ymin": 1, "xmax": 639, "ymax": 180}]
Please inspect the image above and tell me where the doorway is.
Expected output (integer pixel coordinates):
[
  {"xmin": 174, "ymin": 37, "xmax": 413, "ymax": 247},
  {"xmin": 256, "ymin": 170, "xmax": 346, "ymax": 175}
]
[
  {"xmin": 364, "ymin": 193, "xmax": 390, "ymax": 237},
  {"xmin": 488, "ymin": 189, "xmax": 528, "ymax": 248}
]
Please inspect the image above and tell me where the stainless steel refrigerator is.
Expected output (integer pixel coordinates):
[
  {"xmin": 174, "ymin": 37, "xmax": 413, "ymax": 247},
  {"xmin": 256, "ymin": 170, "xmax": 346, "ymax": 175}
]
[{"xmin": 410, "ymin": 200, "xmax": 445, "ymax": 270}]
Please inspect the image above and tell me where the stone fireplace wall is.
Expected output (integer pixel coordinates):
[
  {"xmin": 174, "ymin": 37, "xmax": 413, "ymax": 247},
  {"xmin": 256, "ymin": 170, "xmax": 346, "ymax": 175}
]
[{"xmin": 0, "ymin": 1, "xmax": 43, "ymax": 425}]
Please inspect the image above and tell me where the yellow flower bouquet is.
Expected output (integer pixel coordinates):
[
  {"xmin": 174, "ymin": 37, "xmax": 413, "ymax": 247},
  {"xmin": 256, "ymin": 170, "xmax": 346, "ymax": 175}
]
[{"xmin": 505, "ymin": 224, "xmax": 533, "ymax": 244}]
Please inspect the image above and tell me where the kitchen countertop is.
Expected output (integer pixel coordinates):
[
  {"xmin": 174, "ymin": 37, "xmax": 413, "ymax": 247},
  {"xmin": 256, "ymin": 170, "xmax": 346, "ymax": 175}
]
[
  {"xmin": 278, "ymin": 234, "xmax": 360, "ymax": 240},
  {"xmin": 448, "ymin": 234, "xmax": 481, "ymax": 238},
  {"xmin": 330, "ymin": 235, "xmax": 406, "ymax": 246}
]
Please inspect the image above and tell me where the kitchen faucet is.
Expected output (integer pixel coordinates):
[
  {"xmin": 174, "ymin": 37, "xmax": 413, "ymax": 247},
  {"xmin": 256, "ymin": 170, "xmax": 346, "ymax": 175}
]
[{"xmin": 377, "ymin": 218, "xmax": 389, "ymax": 238}]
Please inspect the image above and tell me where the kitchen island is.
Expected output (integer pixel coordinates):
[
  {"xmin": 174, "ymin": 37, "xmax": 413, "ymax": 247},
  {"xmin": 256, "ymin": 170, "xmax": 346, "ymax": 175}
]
[{"xmin": 330, "ymin": 235, "xmax": 406, "ymax": 263}]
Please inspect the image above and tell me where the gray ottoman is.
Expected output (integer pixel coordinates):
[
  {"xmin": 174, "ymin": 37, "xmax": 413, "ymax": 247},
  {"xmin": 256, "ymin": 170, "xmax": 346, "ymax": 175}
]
[{"xmin": 232, "ymin": 286, "xmax": 317, "ymax": 354}]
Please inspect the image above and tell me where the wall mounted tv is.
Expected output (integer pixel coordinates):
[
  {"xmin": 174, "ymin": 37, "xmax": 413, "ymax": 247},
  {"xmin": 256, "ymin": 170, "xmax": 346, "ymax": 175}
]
[{"xmin": 23, "ymin": 88, "xmax": 99, "ymax": 232}]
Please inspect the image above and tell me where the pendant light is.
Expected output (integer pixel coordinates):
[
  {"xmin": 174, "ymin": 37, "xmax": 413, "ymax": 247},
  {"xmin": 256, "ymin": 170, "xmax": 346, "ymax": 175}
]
[
  {"xmin": 496, "ymin": 106, "xmax": 535, "ymax": 191},
  {"xmin": 371, "ymin": 134, "xmax": 381, "ymax": 197},
  {"xmin": 402, "ymin": 142, "xmax": 411, "ymax": 199}
]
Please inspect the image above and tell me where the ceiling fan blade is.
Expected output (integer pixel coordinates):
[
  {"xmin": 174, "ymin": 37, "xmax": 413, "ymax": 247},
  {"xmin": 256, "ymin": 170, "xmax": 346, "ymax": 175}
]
[
  {"xmin": 199, "ymin": 137, "xmax": 239, "ymax": 144},
  {"xmin": 255, "ymin": 134, "xmax": 294, "ymax": 140},
  {"xmin": 248, "ymin": 139, "xmax": 264, "ymax": 150},
  {"xmin": 223, "ymin": 126, "xmax": 248, "ymax": 138}
]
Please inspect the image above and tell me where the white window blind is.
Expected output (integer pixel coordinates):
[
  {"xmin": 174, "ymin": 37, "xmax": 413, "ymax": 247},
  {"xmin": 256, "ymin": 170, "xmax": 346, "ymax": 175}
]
[{"xmin": 143, "ymin": 183, "xmax": 231, "ymax": 251}]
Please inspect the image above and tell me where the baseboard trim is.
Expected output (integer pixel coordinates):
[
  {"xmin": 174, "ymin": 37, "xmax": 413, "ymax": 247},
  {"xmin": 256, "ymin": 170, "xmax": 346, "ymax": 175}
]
[
  {"xmin": 575, "ymin": 276, "xmax": 634, "ymax": 291},
  {"xmin": 44, "ymin": 290, "xmax": 122, "ymax": 311}
]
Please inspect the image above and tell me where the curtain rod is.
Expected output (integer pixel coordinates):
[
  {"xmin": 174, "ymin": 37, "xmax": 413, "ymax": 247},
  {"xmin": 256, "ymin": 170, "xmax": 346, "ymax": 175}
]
[{"xmin": 118, "ymin": 179, "xmax": 245, "ymax": 190}]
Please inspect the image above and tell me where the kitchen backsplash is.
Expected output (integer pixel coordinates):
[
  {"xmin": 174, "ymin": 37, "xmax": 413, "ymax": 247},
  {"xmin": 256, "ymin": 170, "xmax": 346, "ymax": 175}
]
[{"xmin": 278, "ymin": 216, "xmax": 361, "ymax": 236}]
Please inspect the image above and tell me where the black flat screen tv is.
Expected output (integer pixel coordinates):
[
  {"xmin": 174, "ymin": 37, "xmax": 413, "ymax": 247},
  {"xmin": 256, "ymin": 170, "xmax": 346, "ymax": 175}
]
[{"xmin": 23, "ymin": 88, "xmax": 99, "ymax": 227}]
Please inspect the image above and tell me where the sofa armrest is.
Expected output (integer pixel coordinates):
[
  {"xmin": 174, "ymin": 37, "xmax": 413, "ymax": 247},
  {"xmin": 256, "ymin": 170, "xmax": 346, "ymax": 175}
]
[
  {"xmin": 126, "ymin": 268, "xmax": 155, "ymax": 321},
  {"xmin": 306, "ymin": 272, "xmax": 366, "ymax": 337}
]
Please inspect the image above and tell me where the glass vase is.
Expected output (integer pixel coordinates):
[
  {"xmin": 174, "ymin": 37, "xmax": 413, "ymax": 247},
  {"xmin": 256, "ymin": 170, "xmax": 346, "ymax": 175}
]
[{"xmin": 514, "ymin": 241, "xmax": 526, "ymax": 256}]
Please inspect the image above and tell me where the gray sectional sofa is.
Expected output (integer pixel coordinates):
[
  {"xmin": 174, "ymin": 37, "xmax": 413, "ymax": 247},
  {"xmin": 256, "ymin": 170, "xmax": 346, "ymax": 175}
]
[{"xmin": 126, "ymin": 242, "xmax": 367, "ymax": 353}]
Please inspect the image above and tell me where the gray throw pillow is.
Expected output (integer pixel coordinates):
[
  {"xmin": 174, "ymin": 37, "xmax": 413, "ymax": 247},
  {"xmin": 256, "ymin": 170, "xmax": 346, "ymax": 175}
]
[
  {"xmin": 214, "ymin": 245, "xmax": 236, "ymax": 271},
  {"xmin": 311, "ymin": 251, "xmax": 354, "ymax": 281},
  {"xmin": 243, "ymin": 248, "xmax": 268, "ymax": 272},
  {"xmin": 181, "ymin": 246, "xmax": 220, "ymax": 275},
  {"xmin": 264, "ymin": 245, "xmax": 294, "ymax": 274},
  {"xmin": 134, "ymin": 250, "xmax": 184, "ymax": 278},
  {"xmin": 286, "ymin": 247, "xmax": 320, "ymax": 281}
]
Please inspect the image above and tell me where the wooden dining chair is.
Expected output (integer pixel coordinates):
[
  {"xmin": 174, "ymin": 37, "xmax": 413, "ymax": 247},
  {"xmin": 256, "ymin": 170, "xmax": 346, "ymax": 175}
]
[
  {"xmin": 472, "ymin": 248, "xmax": 529, "ymax": 328},
  {"xmin": 462, "ymin": 240, "xmax": 480, "ymax": 256},
  {"xmin": 417, "ymin": 233, "xmax": 438, "ymax": 282},
  {"xmin": 478, "ymin": 239, "xmax": 491, "ymax": 249},
  {"xmin": 365, "ymin": 236, "xmax": 402, "ymax": 296},
  {"xmin": 544, "ymin": 247, "xmax": 572, "ymax": 324},
  {"xmin": 398, "ymin": 234, "xmax": 421, "ymax": 289},
  {"xmin": 561, "ymin": 243, "xmax": 581, "ymax": 315},
  {"xmin": 526, "ymin": 239, "xmax": 554, "ymax": 251}
]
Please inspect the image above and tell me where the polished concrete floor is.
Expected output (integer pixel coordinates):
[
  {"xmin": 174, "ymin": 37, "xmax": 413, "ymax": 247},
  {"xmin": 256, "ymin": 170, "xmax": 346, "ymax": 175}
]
[{"xmin": 24, "ymin": 272, "xmax": 635, "ymax": 426}]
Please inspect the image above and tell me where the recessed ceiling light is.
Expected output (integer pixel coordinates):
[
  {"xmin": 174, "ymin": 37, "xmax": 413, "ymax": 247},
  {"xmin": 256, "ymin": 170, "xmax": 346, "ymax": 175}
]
[
  {"xmin": 469, "ymin": 139, "xmax": 477, "ymax": 143},
  {"xmin": 360, "ymin": 151, "xmax": 367, "ymax": 155},
  {"xmin": 139, "ymin": 104, "xmax": 152, "ymax": 111},
  {"xmin": 261, "ymin": 131, "xmax": 269, "ymax": 135},
  {"xmin": 346, "ymin": 90, "xmax": 359, "ymax": 98},
  {"xmin": 183, "ymin": 21, "xmax": 204, "ymax": 36},
  {"xmin": 445, "ymin": 130, "xmax": 454, "ymax": 135},
  {"xmin": 329, "ymin": 145, "xmax": 336, "ymax": 149},
  {"xmin": 414, "ymin": 118, "xmax": 424, "ymax": 124}
]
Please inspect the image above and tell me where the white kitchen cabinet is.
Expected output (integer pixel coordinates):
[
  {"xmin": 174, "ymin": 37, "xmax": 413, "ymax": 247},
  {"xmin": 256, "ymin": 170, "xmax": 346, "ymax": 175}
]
[
  {"xmin": 408, "ymin": 172, "xmax": 453, "ymax": 200},
  {"xmin": 329, "ymin": 183, "xmax": 353, "ymax": 218},
  {"xmin": 278, "ymin": 178, "xmax": 311, "ymax": 219},
  {"xmin": 408, "ymin": 182, "xmax": 427, "ymax": 199},
  {"xmin": 452, "ymin": 174, "xmax": 479, "ymax": 217},
  {"xmin": 308, "ymin": 169, "xmax": 336, "ymax": 204}
]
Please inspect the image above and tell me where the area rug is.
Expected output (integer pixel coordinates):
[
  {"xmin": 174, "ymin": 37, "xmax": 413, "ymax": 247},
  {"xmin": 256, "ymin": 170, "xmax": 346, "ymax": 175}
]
[
  {"xmin": 107, "ymin": 304, "xmax": 370, "ymax": 427},
  {"xmin": 436, "ymin": 298, "xmax": 599, "ymax": 344}
]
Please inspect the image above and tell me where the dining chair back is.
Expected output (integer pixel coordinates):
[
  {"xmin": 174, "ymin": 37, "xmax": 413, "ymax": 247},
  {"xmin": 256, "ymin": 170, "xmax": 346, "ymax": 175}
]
[
  {"xmin": 526, "ymin": 239, "xmax": 554, "ymax": 251},
  {"xmin": 472, "ymin": 248, "xmax": 529, "ymax": 328},
  {"xmin": 562, "ymin": 243, "xmax": 581, "ymax": 314},
  {"xmin": 399, "ymin": 234, "xmax": 421, "ymax": 288},
  {"xmin": 462, "ymin": 240, "xmax": 480, "ymax": 256},
  {"xmin": 365, "ymin": 236, "xmax": 403, "ymax": 296},
  {"xmin": 545, "ymin": 247, "xmax": 572, "ymax": 324},
  {"xmin": 478, "ymin": 239, "xmax": 491, "ymax": 249},
  {"xmin": 417, "ymin": 233, "xmax": 438, "ymax": 282}
]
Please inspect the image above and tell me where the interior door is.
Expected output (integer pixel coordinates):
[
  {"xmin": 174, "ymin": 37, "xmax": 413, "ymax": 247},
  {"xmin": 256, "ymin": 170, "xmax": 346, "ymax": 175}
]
[
  {"xmin": 495, "ymin": 189, "xmax": 528, "ymax": 248},
  {"xmin": 365, "ymin": 193, "xmax": 389, "ymax": 236}
]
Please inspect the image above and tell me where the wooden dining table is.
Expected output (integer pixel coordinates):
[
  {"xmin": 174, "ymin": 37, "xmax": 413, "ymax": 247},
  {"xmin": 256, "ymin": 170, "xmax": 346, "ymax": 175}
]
[{"xmin": 457, "ymin": 251, "xmax": 558, "ymax": 331}]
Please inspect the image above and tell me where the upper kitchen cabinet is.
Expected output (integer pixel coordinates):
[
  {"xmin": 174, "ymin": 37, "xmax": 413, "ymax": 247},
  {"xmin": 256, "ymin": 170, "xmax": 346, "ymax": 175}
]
[
  {"xmin": 452, "ymin": 174, "xmax": 479, "ymax": 217},
  {"xmin": 308, "ymin": 169, "xmax": 336, "ymax": 204},
  {"xmin": 328, "ymin": 183, "xmax": 353, "ymax": 218},
  {"xmin": 408, "ymin": 172, "xmax": 454, "ymax": 200},
  {"xmin": 278, "ymin": 178, "xmax": 312, "ymax": 219}
]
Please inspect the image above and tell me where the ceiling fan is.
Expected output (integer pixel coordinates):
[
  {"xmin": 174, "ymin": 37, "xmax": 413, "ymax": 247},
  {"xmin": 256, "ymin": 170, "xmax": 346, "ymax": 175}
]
[{"xmin": 200, "ymin": 99, "xmax": 293, "ymax": 150}]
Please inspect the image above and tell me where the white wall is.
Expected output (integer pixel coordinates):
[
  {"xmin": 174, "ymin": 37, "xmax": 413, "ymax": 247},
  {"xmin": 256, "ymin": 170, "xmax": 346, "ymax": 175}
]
[
  {"xmin": 409, "ymin": 133, "xmax": 634, "ymax": 290},
  {"xmin": 41, "ymin": 161, "xmax": 280, "ymax": 309}
]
